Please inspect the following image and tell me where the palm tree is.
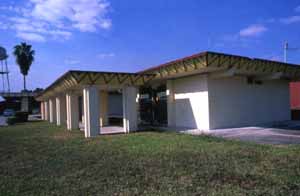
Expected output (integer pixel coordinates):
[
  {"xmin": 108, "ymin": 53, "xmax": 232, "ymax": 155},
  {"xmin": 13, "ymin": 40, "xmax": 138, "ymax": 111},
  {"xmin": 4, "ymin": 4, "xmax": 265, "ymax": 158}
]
[{"xmin": 13, "ymin": 42, "xmax": 35, "ymax": 91}]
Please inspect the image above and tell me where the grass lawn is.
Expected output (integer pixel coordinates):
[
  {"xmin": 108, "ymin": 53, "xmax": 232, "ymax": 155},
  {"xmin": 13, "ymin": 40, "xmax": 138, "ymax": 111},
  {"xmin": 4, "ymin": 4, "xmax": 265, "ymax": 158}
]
[{"xmin": 1, "ymin": 122, "xmax": 300, "ymax": 195}]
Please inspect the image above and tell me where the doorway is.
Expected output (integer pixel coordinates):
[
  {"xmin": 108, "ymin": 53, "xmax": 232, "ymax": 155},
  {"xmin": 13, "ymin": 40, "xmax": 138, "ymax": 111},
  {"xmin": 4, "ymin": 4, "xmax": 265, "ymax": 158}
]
[{"xmin": 139, "ymin": 84, "xmax": 167, "ymax": 126}]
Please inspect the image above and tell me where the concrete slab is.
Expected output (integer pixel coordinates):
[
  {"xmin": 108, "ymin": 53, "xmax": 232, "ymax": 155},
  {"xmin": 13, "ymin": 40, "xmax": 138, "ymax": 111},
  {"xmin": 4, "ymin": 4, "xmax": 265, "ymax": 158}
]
[
  {"xmin": 100, "ymin": 126, "xmax": 124, "ymax": 135},
  {"xmin": 79, "ymin": 122, "xmax": 124, "ymax": 135},
  {"xmin": 209, "ymin": 123, "xmax": 300, "ymax": 145}
]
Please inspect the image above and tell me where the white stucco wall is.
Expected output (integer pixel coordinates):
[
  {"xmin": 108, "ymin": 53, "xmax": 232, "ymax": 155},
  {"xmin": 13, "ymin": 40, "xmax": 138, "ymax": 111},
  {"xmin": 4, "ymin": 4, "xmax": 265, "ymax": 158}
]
[
  {"xmin": 168, "ymin": 75, "xmax": 210, "ymax": 130},
  {"xmin": 208, "ymin": 76, "xmax": 290, "ymax": 129}
]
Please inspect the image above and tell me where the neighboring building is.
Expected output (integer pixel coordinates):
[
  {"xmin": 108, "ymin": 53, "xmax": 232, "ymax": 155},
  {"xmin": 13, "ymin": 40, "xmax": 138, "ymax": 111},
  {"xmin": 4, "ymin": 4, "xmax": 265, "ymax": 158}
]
[
  {"xmin": 290, "ymin": 82, "xmax": 300, "ymax": 120},
  {"xmin": 0, "ymin": 91, "xmax": 40, "ymax": 113},
  {"xmin": 36, "ymin": 51, "xmax": 300, "ymax": 138}
]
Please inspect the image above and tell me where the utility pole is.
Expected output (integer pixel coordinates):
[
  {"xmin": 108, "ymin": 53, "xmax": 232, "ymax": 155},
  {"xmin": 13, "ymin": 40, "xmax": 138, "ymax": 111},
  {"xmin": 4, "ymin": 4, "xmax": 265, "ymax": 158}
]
[
  {"xmin": 284, "ymin": 41, "xmax": 288, "ymax": 63},
  {"xmin": 284, "ymin": 41, "xmax": 299, "ymax": 63}
]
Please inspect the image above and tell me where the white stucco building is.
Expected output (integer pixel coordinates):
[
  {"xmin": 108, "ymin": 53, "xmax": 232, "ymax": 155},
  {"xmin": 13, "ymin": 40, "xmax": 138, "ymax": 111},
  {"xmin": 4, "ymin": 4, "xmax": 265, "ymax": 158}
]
[{"xmin": 37, "ymin": 51, "xmax": 300, "ymax": 137}]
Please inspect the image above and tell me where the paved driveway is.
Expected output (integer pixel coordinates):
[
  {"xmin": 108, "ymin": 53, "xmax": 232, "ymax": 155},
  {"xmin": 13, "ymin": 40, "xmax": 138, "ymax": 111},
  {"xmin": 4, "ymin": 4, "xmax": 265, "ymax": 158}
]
[{"xmin": 210, "ymin": 122, "xmax": 300, "ymax": 145}]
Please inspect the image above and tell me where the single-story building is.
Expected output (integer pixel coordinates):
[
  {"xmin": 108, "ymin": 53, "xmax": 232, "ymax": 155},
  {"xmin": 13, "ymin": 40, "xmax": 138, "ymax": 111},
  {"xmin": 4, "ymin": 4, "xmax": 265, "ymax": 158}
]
[{"xmin": 36, "ymin": 51, "xmax": 300, "ymax": 138}]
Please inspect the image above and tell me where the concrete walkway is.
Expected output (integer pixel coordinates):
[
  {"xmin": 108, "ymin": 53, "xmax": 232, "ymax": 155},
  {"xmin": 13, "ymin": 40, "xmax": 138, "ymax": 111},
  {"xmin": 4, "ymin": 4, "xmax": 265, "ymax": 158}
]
[{"xmin": 209, "ymin": 124, "xmax": 300, "ymax": 145}]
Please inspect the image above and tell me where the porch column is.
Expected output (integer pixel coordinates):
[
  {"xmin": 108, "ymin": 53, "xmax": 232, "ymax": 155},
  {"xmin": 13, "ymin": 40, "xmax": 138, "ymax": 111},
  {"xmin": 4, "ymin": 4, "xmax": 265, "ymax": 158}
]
[
  {"xmin": 44, "ymin": 101, "xmax": 49, "ymax": 121},
  {"xmin": 99, "ymin": 90, "xmax": 108, "ymax": 127},
  {"xmin": 49, "ymin": 98, "xmax": 56, "ymax": 123},
  {"xmin": 167, "ymin": 80, "xmax": 176, "ymax": 127},
  {"xmin": 83, "ymin": 86, "xmax": 100, "ymax": 138},
  {"xmin": 40, "ymin": 102, "xmax": 45, "ymax": 120},
  {"xmin": 66, "ymin": 92, "xmax": 79, "ymax": 130},
  {"xmin": 122, "ymin": 86, "xmax": 138, "ymax": 133},
  {"xmin": 56, "ymin": 95, "xmax": 67, "ymax": 126}
]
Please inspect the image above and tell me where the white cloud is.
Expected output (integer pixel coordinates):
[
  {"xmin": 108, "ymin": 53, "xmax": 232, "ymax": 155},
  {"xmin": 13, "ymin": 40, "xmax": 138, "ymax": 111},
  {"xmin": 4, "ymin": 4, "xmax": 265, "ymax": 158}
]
[
  {"xmin": 30, "ymin": 0, "xmax": 111, "ymax": 32},
  {"xmin": 16, "ymin": 32, "xmax": 46, "ymax": 42},
  {"xmin": 64, "ymin": 59, "xmax": 80, "ymax": 65},
  {"xmin": 0, "ymin": 5, "xmax": 24, "ymax": 14},
  {"xmin": 280, "ymin": 15, "xmax": 300, "ymax": 24},
  {"xmin": 97, "ymin": 52, "xmax": 115, "ymax": 58},
  {"xmin": 239, "ymin": 24, "xmax": 268, "ymax": 37},
  {"xmin": 0, "ymin": 0, "xmax": 112, "ymax": 42}
]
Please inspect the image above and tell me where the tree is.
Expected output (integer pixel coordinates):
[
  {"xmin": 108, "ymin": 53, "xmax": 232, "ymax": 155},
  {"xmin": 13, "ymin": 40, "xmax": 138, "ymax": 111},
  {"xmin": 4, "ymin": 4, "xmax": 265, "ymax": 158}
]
[{"xmin": 13, "ymin": 42, "xmax": 35, "ymax": 91}]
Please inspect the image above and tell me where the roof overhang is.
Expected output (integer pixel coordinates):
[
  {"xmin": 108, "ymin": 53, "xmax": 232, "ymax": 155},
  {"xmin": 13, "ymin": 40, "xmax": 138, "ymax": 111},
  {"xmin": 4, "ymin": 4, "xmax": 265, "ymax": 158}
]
[
  {"xmin": 37, "ymin": 51, "xmax": 300, "ymax": 101},
  {"xmin": 139, "ymin": 51, "xmax": 300, "ymax": 81},
  {"xmin": 36, "ymin": 70, "xmax": 155, "ymax": 101}
]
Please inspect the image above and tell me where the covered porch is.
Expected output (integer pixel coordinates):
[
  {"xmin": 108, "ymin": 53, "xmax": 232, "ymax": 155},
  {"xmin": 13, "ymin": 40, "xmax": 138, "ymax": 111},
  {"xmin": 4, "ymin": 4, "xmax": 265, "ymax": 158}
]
[{"xmin": 37, "ymin": 71, "xmax": 155, "ymax": 138}]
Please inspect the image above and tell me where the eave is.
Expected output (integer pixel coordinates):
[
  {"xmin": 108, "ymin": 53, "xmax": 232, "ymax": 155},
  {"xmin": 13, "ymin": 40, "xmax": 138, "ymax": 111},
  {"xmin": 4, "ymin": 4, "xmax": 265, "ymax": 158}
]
[
  {"xmin": 36, "ymin": 70, "xmax": 156, "ymax": 101},
  {"xmin": 139, "ymin": 51, "xmax": 300, "ymax": 81}
]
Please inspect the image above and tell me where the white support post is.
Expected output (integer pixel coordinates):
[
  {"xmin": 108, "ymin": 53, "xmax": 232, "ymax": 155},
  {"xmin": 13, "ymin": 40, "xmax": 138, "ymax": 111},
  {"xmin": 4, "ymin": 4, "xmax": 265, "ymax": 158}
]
[
  {"xmin": 49, "ymin": 98, "xmax": 57, "ymax": 123},
  {"xmin": 83, "ymin": 86, "xmax": 100, "ymax": 138},
  {"xmin": 99, "ymin": 90, "xmax": 108, "ymax": 127},
  {"xmin": 56, "ymin": 95, "xmax": 67, "ymax": 126},
  {"xmin": 40, "ymin": 102, "xmax": 45, "ymax": 120},
  {"xmin": 66, "ymin": 92, "xmax": 79, "ymax": 130},
  {"xmin": 122, "ymin": 86, "xmax": 138, "ymax": 133},
  {"xmin": 167, "ymin": 80, "xmax": 176, "ymax": 127},
  {"xmin": 44, "ymin": 101, "xmax": 49, "ymax": 121}
]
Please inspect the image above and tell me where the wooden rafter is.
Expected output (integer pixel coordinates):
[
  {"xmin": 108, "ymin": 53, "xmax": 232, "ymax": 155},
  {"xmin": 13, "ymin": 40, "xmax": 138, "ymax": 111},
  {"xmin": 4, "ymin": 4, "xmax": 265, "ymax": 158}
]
[
  {"xmin": 87, "ymin": 73, "xmax": 93, "ymax": 84},
  {"xmin": 133, "ymin": 75, "xmax": 142, "ymax": 83},
  {"xmin": 77, "ymin": 73, "xmax": 88, "ymax": 83},
  {"xmin": 174, "ymin": 63, "xmax": 179, "ymax": 73},
  {"xmin": 217, "ymin": 55, "xmax": 230, "ymax": 68},
  {"xmin": 120, "ymin": 75, "xmax": 130, "ymax": 84},
  {"xmin": 207, "ymin": 54, "xmax": 219, "ymax": 67},
  {"xmin": 116, "ymin": 74, "xmax": 122, "ymax": 83},
  {"xmin": 106, "ymin": 74, "xmax": 116, "ymax": 84},
  {"xmin": 192, "ymin": 59, "xmax": 198, "ymax": 69},
  {"xmin": 182, "ymin": 61, "xmax": 188, "ymax": 72},
  {"xmin": 69, "ymin": 72, "xmax": 80, "ymax": 84},
  {"xmin": 102, "ymin": 74, "xmax": 114, "ymax": 84},
  {"xmin": 91, "ymin": 74, "xmax": 102, "ymax": 84}
]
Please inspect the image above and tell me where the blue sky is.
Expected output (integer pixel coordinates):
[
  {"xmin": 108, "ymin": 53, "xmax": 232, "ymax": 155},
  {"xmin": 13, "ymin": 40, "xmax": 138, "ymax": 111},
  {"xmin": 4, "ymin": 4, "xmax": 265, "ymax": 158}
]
[{"xmin": 0, "ymin": 0, "xmax": 300, "ymax": 92}]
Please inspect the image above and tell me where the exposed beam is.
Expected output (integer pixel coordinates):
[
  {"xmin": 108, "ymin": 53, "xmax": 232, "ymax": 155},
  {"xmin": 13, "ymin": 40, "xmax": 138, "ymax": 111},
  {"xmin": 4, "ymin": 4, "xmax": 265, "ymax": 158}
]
[
  {"xmin": 69, "ymin": 72, "xmax": 80, "ymax": 84},
  {"xmin": 107, "ymin": 74, "xmax": 116, "ymax": 84},
  {"xmin": 77, "ymin": 73, "xmax": 88, "ymax": 83},
  {"xmin": 120, "ymin": 75, "xmax": 130, "ymax": 84},
  {"xmin": 87, "ymin": 73, "xmax": 93, "ymax": 84},
  {"xmin": 91, "ymin": 74, "xmax": 103, "ymax": 84},
  {"xmin": 207, "ymin": 54, "xmax": 219, "ymax": 67},
  {"xmin": 103, "ymin": 74, "xmax": 115, "ymax": 84},
  {"xmin": 192, "ymin": 59, "xmax": 198, "ymax": 69}
]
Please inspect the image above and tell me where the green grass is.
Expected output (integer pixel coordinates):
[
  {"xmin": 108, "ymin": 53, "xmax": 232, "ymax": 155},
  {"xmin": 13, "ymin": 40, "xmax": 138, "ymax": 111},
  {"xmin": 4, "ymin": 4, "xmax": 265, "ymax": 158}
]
[{"xmin": 1, "ymin": 122, "xmax": 300, "ymax": 195}]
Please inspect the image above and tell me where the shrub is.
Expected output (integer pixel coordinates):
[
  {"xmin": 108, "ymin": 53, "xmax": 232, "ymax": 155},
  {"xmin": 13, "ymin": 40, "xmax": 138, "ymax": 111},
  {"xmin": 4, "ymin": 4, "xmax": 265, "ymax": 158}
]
[
  {"xmin": 6, "ymin": 117, "xmax": 17, "ymax": 125},
  {"xmin": 15, "ymin": 111, "xmax": 29, "ymax": 122}
]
